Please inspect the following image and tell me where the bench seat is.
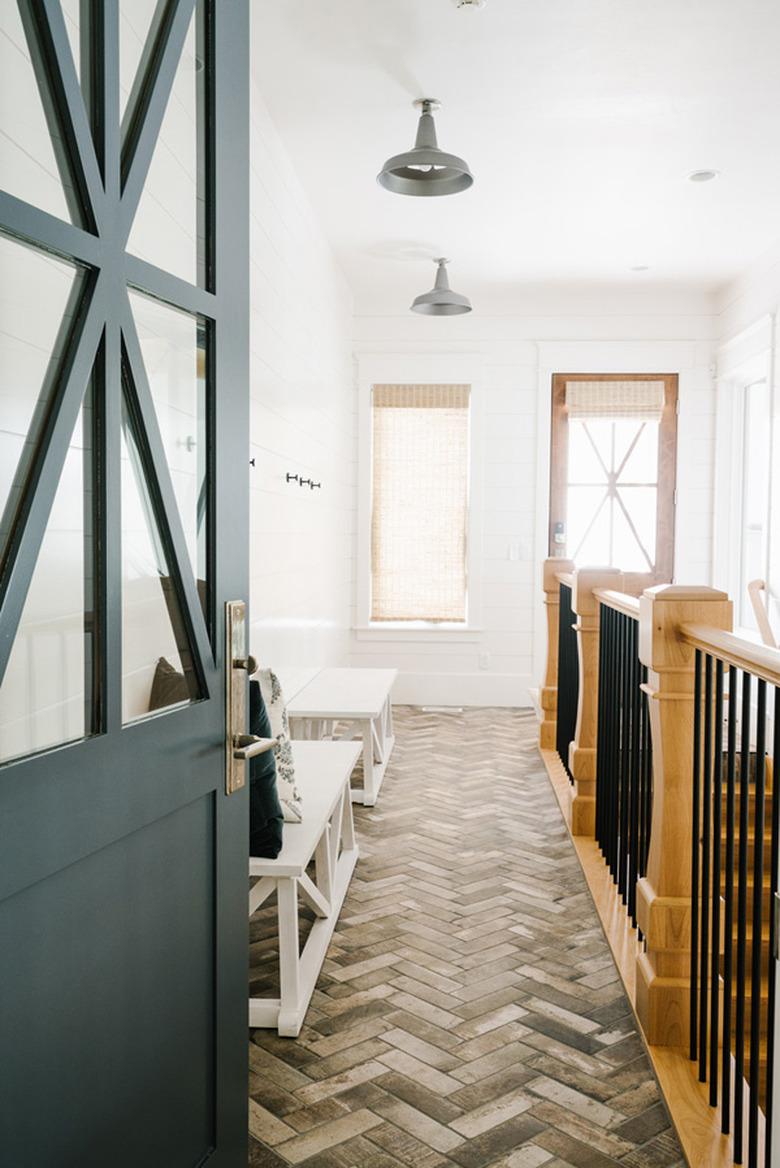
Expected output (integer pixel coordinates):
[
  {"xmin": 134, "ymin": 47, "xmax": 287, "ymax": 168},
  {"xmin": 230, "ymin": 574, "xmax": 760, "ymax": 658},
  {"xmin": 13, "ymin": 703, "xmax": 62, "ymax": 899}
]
[
  {"xmin": 287, "ymin": 667, "xmax": 398, "ymax": 806},
  {"xmin": 248, "ymin": 740, "xmax": 360, "ymax": 1036}
]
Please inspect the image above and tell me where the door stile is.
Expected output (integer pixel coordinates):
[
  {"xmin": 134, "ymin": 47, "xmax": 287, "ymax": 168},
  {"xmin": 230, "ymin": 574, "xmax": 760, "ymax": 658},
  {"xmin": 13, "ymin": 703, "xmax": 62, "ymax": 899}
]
[{"xmin": 212, "ymin": 0, "xmax": 250, "ymax": 1157}]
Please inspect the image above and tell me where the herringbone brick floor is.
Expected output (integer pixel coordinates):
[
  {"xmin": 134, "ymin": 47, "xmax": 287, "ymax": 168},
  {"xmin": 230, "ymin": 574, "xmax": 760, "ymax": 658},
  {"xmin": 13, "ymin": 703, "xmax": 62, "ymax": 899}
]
[{"xmin": 248, "ymin": 706, "xmax": 684, "ymax": 1168}]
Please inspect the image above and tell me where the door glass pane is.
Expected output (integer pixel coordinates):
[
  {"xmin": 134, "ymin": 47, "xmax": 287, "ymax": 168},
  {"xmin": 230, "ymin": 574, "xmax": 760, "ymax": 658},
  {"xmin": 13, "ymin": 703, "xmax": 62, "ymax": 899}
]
[
  {"xmin": 126, "ymin": 1, "xmax": 206, "ymax": 286},
  {"xmin": 60, "ymin": 0, "xmax": 81, "ymax": 81},
  {"xmin": 119, "ymin": 0, "xmax": 165, "ymax": 122},
  {"xmin": 121, "ymin": 397, "xmax": 200, "ymax": 723},
  {"xmin": 0, "ymin": 401, "xmax": 94, "ymax": 765},
  {"xmin": 0, "ymin": 2, "xmax": 74, "ymax": 221},
  {"xmin": 0, "ymin": 234, "xmax": 83, "ymax": 567},
  {"xmin": 128, "ymin": 290, "xmax": 208, "ymax": 606},
  {"xmin": 614, "ymin": 488, "xmax": 657, "ymax": 572}
]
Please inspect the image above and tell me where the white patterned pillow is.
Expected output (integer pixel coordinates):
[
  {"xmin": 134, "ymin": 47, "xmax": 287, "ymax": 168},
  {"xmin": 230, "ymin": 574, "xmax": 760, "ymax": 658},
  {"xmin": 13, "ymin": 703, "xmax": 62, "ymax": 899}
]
[{"xmin": 257, "ymin": 668, "xmax": 303, "ymax": 823}]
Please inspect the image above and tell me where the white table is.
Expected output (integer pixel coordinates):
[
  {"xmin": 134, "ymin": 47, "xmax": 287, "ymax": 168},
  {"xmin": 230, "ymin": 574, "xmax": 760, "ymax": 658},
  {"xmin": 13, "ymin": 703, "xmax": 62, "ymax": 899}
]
[
  {"xmin": 287, "ymin": 667, "xmax": 397, "ymax": 806},
  {"xmin": 248, "ymin": 740, "xmax": 360, "ymax": 1036}
]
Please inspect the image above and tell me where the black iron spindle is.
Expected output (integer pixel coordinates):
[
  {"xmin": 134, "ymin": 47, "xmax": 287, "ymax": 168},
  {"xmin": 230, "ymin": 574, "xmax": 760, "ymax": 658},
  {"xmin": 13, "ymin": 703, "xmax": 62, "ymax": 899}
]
[
  {"xmin": 765, "ymin": 686, "xmax": 780, "ymax": 1168},
  {"xmin": 735, "ymin": 670, "xmax": 752, "ymax": 1162},
  {"xmin": 709, "ymin": 659, "xmax": 724, "ymax": 1103},
  {"xmin": 723, "ymin": 665, "xmax": 738, "ymax": 1134},
  {"xmin": 691, "ymin": 648, "xmax": 702, "ymax": 1064},
  {"xmin": 556, "ymin": 582, "xmax": 579, "ymax": 783},
  {"xmin": 699, "ymin": 654, "xmax": 713, "ymax": 1081},
  {"xmin": 748, "ymin": 680, "xmax": 767, "ymax": 1167}
]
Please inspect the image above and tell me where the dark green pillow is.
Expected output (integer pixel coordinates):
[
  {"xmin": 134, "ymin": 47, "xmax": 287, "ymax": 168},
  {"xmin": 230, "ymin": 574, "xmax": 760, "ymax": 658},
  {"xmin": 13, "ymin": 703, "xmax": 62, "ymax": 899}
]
[{"xmin": 249, "ymin": 679, "xmax": 284, "ymax": 858}]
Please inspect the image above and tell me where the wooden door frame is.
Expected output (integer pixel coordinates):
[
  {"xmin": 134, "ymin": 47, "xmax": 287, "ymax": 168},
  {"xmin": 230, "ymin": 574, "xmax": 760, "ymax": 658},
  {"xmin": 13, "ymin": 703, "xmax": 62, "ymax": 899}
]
[{"xmin": 549, "ymin": 373, "xmax": 678, "ymax": 584}]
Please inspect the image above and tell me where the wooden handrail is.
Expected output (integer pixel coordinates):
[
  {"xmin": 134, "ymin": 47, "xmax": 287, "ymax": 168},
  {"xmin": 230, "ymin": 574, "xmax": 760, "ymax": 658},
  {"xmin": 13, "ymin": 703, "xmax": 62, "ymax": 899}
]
[
  {"xmin": 556, "ymin": 571, "xmax": 575, "ymax": 589},
  {"xmin": 680, "ymin": 622, "xmax": 780, "ymax": 688},
  {"xmin": 593, "ymin": 588, "xmax": 640, "ymax": 621}
]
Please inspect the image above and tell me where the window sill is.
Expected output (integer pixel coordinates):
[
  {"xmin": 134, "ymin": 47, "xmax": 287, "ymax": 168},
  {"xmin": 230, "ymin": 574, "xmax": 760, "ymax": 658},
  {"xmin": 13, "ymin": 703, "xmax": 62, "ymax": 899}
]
[{"xmin": 353, "ymin": 625, "xmax": 483, "ymax": 643}]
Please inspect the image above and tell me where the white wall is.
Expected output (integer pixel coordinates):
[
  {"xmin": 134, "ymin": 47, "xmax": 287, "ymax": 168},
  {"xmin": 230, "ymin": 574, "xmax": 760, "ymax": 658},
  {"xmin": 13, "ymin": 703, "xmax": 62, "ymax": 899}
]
[
  {"xmin": 248, "ymin": 81, "xmax": 355, "ymax": 672},
  {"xmin": 714, "ymin": 248, "xmax": 780, "ymax": 632},
  {"xmin": 351, "ymin": 289, "xmax": 718, "ymax": 707}
]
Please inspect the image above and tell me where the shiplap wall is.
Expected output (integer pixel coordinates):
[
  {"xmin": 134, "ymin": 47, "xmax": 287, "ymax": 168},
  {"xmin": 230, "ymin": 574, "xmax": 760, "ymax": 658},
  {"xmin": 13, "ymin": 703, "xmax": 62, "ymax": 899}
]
[
  {"xmin": 248, "ymin": 81, "xmax": 355, "ymax": 671},
  {"xmin": 351, "ymin": 293, "xmax": 717, "ymax": 706}
]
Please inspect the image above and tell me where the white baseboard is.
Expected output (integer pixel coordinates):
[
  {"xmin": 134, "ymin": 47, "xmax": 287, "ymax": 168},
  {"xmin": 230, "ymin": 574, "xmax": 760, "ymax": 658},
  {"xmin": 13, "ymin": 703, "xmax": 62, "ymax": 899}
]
[{"xmin": 390, "ymin": 672, "xmax": 534, "ymax": 708}]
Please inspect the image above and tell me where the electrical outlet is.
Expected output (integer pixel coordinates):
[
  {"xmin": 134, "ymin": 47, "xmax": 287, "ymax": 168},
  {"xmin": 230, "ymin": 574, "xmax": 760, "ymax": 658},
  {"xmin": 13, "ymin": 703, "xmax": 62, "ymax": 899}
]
[{"xmin": 479, "ymin": 652, "xmax": 491, "ymax": 671}]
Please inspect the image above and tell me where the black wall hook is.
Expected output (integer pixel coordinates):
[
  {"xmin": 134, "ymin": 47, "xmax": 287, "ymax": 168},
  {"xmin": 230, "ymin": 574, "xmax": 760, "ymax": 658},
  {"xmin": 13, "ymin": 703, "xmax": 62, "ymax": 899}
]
[{"xmin": 286, "ymin": 472, "xmax": 299, "ymax": 483}]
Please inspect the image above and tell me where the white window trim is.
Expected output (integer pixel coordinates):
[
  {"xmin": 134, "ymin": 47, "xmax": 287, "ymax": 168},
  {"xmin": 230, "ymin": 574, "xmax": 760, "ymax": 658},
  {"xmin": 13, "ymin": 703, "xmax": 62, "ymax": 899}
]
[
  {"xmin": 355, "ymin": 353, "xmax": 485, "ymax": 639},
  {"xmin": 713, "ymin": 315, "xmax": 775, "ymax": 637}
]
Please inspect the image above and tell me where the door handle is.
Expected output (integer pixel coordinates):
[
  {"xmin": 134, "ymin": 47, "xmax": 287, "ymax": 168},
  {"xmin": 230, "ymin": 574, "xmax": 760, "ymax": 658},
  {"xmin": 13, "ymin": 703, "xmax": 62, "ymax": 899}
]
[
  {"xmin": 225, "ymin": 601, "xmax": 269, "ymax": 795},
  {"xmin": 233, "ymin": 733, "xmax": 277, "ymax": 761}
]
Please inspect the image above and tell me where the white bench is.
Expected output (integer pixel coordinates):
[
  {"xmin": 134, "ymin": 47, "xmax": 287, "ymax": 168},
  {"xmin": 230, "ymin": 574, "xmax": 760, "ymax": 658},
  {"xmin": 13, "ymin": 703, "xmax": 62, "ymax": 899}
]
[
  {"xmin": 286, "ymin": 667, "xmax": 398, "ymax": 806},
  {"xmin": 248, "ymin": 739, "xmax": 361, "ymax": 1037}
]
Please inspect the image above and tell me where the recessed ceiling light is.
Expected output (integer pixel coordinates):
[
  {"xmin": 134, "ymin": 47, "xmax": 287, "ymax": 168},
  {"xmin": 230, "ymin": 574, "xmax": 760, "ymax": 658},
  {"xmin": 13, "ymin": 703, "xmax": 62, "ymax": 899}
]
[
  {"xmin": 688, "ymin": 169, "xmax": 719, "ymax": 183},
  {"xmin": 452, "ymin": 0, "xmax": 488, "ymax": 8},
  {"xmin": 630, "ymin": 265, "xmax": 650, "ymax": 272}
]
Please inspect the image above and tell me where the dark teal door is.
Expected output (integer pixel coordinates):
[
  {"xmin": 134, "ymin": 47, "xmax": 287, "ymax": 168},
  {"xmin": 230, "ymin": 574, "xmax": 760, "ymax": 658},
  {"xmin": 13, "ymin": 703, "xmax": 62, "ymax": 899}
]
[{"xmin": 0, "ymin": 2, "xmax": 249, "ymax": 1164}]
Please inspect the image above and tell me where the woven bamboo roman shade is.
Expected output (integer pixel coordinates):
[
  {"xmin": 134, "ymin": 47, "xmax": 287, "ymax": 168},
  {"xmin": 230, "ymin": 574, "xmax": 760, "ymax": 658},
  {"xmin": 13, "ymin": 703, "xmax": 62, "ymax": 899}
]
[
  {"xmin": 565, "ymin": 380, "xmax": 666, "ymax": 420},
  {"xmin": 371, "ymin": 384, "xmax": 470, "ymax": 622}
]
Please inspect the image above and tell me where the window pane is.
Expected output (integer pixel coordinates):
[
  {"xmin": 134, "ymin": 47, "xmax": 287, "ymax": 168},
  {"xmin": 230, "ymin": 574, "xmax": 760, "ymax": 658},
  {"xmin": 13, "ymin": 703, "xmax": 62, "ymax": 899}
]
[
  {"xmin": 121, "ymin": 397, "xmax": 200, "ymax": 723},
  {"xmin": 0, "ymin": 399, "xmax": 94, "ymax": 765},
  {"xmin": 120, "ymin": 0, "xmax": 164, "ymax": 122},
  {"xmin": 0, "ymin": 2, "xmax": 74, "ymax": 221},
  {"xmin": 371, "ymin": 384, "xmax": 469, "ymax": 623},
  {"xmin": 126, "ymin": 1, "xmax": 207, "ymax": 286},
  {"xmin": 0, "ymin": 234, "xmax": 83, "ymax": 569},
  {"xmin": 128, "ymin": 290, "xmax": 208, "ymax": 609}
]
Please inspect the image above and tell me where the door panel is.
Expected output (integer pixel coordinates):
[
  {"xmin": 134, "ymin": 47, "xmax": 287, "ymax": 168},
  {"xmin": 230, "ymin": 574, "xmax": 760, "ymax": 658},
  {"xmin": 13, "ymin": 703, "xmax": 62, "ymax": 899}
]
[
  {"xmin": 0, "ymin": 2, "xmax": 249, "ymax": 1164},
  {"xmin": 2, "ymin": 794, "xmax": 215, "ymax": 1168}
]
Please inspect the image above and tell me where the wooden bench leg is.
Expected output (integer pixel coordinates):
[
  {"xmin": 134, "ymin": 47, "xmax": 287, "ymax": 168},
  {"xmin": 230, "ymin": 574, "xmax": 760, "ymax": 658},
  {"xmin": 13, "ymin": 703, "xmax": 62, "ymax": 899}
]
[{"xmin": 277, "ymin": 878, "xmax": 302, "ymax": 1037}]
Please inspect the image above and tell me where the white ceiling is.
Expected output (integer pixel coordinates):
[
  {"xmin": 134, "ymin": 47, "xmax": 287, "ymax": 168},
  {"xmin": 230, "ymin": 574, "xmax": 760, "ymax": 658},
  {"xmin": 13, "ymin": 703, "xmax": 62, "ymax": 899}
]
[{"xmin": 251, "ymin": 0, "xmax": 780, "ymax": 313}]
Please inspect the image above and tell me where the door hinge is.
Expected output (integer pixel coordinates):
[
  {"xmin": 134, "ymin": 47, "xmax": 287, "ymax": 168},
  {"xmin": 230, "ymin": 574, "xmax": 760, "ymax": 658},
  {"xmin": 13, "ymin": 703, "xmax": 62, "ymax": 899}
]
[
  {"xmin": 673, "ymin": 488, "xmax": 678, "ymax": 506},
  {"xmin": 775, "ymin": 893, "xmax": 780, "ymax": 960}
]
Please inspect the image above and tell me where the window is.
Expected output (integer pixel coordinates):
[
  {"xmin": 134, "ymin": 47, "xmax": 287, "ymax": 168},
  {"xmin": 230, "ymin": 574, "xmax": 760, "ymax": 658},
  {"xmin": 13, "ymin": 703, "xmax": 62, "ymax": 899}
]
[
  {"xmin": 738, "ymin": 379, "xmax": 771, "ymax": 631},
  {"xmin": 549, "ymin": 374, "xmax": 678, "ymax": 580},
  {"xmin": 370, "ymin": 384, "xmax": 470, "ymax": 623}
]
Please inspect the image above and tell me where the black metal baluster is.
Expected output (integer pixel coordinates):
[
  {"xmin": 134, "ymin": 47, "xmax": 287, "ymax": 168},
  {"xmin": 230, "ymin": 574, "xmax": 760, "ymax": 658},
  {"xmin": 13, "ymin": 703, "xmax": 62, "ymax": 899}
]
[
  {"xmin": 700, "ymin": 654, "xmax": 713, "ymax": 1081},
  {"xmin": 691, "ymin": 649, "xmax": 702, "ymax": 1064},
  {"xmin": 641, "ymin": 663, "xmax": 652, "ymax": 880},
  {"xmin": 596, "ymin": 604, "xmax": 607, "ymax": 852},
  {"xmin": 765, "ymin": 686, "xmax": 780, "ymax": 1168},
  {"xmin": 556, "ymin": 582, "xmax": 578, "ymax": 783},
  {"xmin": 735, "ymin": 670, "xmax": 752, "ymax": 1163},
  {"xmin": 710, "ymin": 660, "xmax": 724, "ymax": 1104},
  {"xmin": 723, "ymin": 665, "xmax": 738, "ymax": 1134},
  {"xmin": 628, "ymin": 620, "xmax": 641, "ymax": 925},
  {"xmin": 748, "ymin": 680, "xmax": 766, "ymax": 1168},
  {"xmin": 619, "ymin": 613, "xmax": 631, "ymax": 899}
]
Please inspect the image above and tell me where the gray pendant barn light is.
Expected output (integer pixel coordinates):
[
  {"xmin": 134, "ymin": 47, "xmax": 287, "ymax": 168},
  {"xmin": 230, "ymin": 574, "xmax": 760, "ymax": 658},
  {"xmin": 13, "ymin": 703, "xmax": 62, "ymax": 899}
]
[
  {"xmin": 411, "ymin": 258, "xmax": 472, "ymax": 316},
  {"xmin": 377, "ymin": 99, "xmax": 473, "ymax": 197}
]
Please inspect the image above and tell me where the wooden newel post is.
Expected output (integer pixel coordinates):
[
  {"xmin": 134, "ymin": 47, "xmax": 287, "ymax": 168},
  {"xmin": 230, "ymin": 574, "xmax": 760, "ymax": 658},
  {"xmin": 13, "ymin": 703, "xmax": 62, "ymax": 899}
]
[
  {"xmin": 540, "ymin": 557, "xmax": 574, "ymax": 750},
  {"xmin": 569, "ymin": 567, "xmax": 624, "ymax": 836},
  {"xmin": 635, "ymin": 585, "xmax": 733, "ymax": 1046}
]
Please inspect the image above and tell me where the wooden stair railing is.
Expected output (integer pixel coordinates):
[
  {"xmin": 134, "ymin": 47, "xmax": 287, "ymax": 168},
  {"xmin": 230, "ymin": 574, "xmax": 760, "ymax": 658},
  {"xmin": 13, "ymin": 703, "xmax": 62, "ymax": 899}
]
[{"xmin": 538, "ymin": 569, "xmax": 780, "ymax": 1165}]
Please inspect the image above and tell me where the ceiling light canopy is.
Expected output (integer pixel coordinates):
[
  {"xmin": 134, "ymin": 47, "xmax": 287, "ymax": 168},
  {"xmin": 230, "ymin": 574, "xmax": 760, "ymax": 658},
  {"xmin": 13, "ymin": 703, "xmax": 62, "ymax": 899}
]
[
  {"xmin": 411, "ymin": 258, "xmax": 472, "ymax": 316},
  {"xmin": 377, "ymin": 99, "xmax": 474, "ymax": 198}
]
